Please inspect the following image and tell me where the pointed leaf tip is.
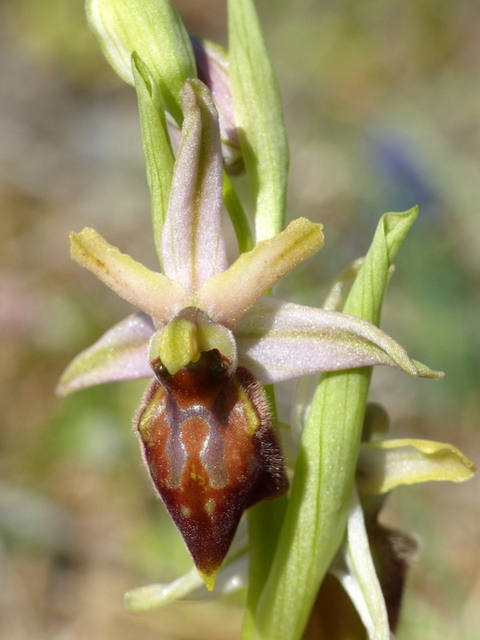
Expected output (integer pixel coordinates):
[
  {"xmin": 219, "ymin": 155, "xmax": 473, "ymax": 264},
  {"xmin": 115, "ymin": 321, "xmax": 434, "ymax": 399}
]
[{"xmin": 411, "ymin": 359, "xmax": 444, "ymax": 379}]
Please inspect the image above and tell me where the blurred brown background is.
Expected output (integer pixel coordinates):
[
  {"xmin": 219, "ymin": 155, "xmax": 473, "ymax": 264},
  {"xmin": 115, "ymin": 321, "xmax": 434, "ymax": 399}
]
[{"xmin": 1, "ymin": 0, "xmax": 479, "ymax": 638}]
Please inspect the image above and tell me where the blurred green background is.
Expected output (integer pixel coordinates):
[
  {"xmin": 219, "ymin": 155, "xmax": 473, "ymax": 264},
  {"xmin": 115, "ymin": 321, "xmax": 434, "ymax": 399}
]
[{"xmin": 1, "ymin": 0, "xmax": 479, "ymax": 638}]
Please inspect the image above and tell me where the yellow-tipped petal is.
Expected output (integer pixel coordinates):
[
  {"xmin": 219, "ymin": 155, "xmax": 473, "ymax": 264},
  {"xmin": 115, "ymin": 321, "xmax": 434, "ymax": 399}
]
[
  {"xmin": 71, "ymin": 228, "xmax": 186, "ymax": 324},
  {"xmin": 198, "ymin": 217, "xmax": 324, "ymax": 327},
  {"xmin": 357, "ymin": 438, "xmax": 476, "ymax": 494},
  {"xmin": 200, "ymin": 570, "xmax": 218, "ymax": 592}
]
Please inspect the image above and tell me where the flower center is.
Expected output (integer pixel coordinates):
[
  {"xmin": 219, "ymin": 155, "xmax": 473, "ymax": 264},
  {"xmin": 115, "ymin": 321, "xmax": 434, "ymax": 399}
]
[{"xmin": 149, "ymin": 306, "xmax": 238, "ymax": 376}]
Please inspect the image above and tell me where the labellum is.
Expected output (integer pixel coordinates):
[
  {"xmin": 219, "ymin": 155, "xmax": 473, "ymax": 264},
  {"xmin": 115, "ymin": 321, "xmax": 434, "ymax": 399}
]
[{"xmin": 135, "ymin": 333, "xmax": 288, "ymax": 590}]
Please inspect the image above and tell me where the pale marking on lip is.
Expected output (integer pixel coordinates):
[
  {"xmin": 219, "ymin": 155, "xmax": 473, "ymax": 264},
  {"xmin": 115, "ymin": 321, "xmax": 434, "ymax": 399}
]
[
  {"xmin": 204, "ymin": 498, "xmax": 215, "ymax": 517},
  {"xmin": 181, "ymin": 505, "xmax": 191, "ymax": 518}
]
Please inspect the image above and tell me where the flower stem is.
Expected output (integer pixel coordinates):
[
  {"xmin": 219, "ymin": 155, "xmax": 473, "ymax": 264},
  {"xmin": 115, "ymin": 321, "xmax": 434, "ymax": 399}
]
[{"xmin": 223, "ymin": 173, "xmax": 254, "ymax": 253}]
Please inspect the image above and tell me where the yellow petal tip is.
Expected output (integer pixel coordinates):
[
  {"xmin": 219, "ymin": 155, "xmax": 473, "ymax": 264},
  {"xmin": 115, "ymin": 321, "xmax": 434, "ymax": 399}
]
[{"xmin": 199, "ymin": 570, "xmax": 217, "ymax": 592}]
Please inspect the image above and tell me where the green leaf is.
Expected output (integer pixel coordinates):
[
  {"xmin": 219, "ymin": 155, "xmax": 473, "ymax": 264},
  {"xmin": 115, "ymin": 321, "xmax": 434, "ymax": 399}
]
[
  {"xmin": 227, "ymin": 0, "xmax": 289, "ymax": 241},
  {"xmin": 87, "ymin": 0, "xmax": 196, "ymax": 122},
  {"xmin": 132, "ymin": 54, "xmax": 174, "ymax": 264},
  {"xmin": 245, "ymin": 207, "xmax": 422, "ymax": 640},
  {"xmin": 344, "ymin": 207, "xmax": 419, "ymax": 322}
]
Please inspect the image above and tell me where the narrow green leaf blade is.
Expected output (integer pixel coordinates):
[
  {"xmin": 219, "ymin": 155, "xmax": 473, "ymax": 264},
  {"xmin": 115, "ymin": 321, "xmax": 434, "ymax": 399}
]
[
  {"xmin": 223, "ymin": 173, "xmax": 254, "ymax": 254},
  {"xmin": 132, "ymin": 54, "xmax": 174, "ymax": 265},
  {"xmin": 227, "ymin": 0, "xmax": 289, "ymax": 241},
  {"xmin": 247, "ymin": 207, "xmax": 423, "ymax": 640}
]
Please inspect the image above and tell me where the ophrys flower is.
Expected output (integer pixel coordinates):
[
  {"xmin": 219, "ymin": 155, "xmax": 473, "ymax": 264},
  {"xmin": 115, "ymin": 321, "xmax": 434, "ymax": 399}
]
[{"xmin": 58, "ymin": 78, "xmax": 440, "ymax": 590}]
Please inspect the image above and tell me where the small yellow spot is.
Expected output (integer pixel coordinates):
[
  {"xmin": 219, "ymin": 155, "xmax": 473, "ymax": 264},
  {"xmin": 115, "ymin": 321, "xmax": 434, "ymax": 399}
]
[
  {"xmin": 190, "ymin": 470, "xmax": 207, "ymax": 487},
  {"xmin": 181, "ymin": 506, "xmax": 191, "ymax": 518},
  {"xmin": 204, "ymin": 498, "xmax": 215, "ymax": 516}
]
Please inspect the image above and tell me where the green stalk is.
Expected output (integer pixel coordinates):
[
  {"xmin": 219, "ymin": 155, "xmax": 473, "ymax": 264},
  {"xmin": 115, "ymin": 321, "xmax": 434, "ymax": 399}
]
[
  {"xmin": 132, "ymin": 54, "xmax": 174, "ymax": 266},
  {"xmin": 223, "ymin": 174, "xmax": 255, "ymax": 254}
]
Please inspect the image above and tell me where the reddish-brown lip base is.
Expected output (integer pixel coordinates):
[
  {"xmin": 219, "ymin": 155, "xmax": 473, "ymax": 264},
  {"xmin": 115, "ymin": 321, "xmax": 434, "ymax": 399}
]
[{"xmin": 135, "ymin": 350, "xmax": 288, "ymax": 585}]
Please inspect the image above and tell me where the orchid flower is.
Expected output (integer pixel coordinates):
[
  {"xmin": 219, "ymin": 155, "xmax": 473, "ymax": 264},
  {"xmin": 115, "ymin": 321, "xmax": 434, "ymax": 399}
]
[{"xmin": 58, "ymin": 77, "xmax": 441, "ymax": 591}]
